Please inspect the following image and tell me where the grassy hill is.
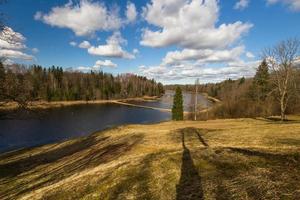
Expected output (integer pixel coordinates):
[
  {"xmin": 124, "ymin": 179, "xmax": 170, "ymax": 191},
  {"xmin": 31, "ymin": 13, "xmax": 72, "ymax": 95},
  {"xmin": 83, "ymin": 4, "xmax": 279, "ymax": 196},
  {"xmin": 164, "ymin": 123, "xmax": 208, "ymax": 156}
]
[{"xmin": 1, "ymin": 117, "xmax": 300, "ymax": 199}]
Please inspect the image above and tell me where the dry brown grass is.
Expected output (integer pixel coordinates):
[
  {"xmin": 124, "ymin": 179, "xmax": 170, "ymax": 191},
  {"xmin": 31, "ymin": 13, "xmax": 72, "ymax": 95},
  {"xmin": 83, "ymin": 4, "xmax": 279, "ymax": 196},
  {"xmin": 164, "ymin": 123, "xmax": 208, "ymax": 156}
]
[{"xmin": 1, "ymin": 116, "xmax": 300, "ymax": 199}]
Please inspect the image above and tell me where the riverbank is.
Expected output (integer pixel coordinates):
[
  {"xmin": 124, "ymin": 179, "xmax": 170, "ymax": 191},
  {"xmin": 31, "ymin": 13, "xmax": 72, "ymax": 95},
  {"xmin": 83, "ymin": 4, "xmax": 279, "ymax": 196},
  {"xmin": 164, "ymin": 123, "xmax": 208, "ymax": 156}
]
[
  {"xmin": 0, "ymin": 96, "xmax": 160, "ymax": 111},
  {"xmin": 201, "ymin": 93, "xmax": 221, "ymax": 104},
  {"xmin": 1, "ymin": 116, "xmax": 300, "ymax": 199}
]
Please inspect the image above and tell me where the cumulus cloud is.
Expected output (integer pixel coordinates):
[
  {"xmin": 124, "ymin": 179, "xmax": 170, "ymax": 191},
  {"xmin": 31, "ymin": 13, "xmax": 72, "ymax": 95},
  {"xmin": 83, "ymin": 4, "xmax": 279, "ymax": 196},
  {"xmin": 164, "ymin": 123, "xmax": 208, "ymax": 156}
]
[
  {"xmin": 69, "ymin": 41, "xmax": 77, "ymax": 46},
  {"xmin": 78, "ymin": 40, "xmax": 91, "ymax": 49},
  {"xmin": 0, "ymin": 27, "xmax": 34, "ymax": 61},
  {"xmin": 141, "ymin": 0, "xmax": 253, "ymax": 49},
  {"xmin": 139, "ymin": 59, "xmax": 260, "ymax": 83},
  {"xmin": 163, "ymin": 46, "xmax": 245, "ymax": 65},
  {"xmin": 73, "ymin": 59, "xmax": 117, "ymax": 72},
  {"xmin": 126, "ymin": 2, "xmax": 137, "ymax": 23},
  {"xmin": 87, "ymin": 32, "xmax": 135, "ymax": 59},
  {"xmin": 94, "ymin": 59, "xmax": 117, "ymax": 68},
  {"xmin": 0, "ymin": 49, "xmax": 34, "ymax": 60},
  {"xmin": 137, "ymin": 0, "xmax": 258, "ymax": 83},
  {"xmin": 32, "ymin": 48, "xmax": 39, "ymax": 53},
  {"xmin": 246, "ymin": 51, "xmax": 255, "ymax": 58},
  {"xmin": 0, "ymin": 27, "xmax": 26, "ymax": 50},
  {"xmin": 238, "ymin": 0, "xmax": 300, "ymax": 11},
  {"xmin": 234, "ymin": 0, "xmax": 249, "ymax": 10},
  {"xmin": 34, "ymin": 0, "xmax": 122, "ymax": 36},
  {"xmin": 133, "ymin": 48, "xmax": 139, "ymax": 54},
  {"xmin": 266, "ymin": 0, "xmax": 300, "ymax": 11}
]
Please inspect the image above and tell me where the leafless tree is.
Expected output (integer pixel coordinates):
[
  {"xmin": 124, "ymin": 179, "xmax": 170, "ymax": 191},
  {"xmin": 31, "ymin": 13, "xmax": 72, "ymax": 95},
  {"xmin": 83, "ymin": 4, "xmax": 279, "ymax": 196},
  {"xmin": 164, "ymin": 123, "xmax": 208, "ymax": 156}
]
[
  {"xmin": 263, "ymin": 38, "xmax": 300, "ymax": 121},
  {"xmin": 0, "ymin": 0, "xmax": 33, "ymax": 118}
]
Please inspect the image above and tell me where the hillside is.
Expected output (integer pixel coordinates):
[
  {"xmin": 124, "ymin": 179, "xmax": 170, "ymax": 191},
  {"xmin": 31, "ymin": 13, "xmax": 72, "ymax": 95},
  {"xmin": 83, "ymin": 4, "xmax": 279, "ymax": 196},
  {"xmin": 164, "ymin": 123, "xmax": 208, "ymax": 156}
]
[{"xmin": 1, "ymin": 117, "xmax": 300, "ymax": 199}]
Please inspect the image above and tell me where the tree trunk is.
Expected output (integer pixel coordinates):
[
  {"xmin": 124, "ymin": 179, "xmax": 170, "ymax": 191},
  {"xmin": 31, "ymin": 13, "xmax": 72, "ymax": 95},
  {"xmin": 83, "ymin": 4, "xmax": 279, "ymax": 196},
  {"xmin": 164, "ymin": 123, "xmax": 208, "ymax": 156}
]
[{"xmin": 280, "ymin": 97, "xmax": 285, "ymax": 121}]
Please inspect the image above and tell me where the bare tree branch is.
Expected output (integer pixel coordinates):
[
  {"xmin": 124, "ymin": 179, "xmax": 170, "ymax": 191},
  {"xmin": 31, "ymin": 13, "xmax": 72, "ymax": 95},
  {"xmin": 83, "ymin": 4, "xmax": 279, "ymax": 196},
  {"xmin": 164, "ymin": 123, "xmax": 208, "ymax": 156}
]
[{"xmin": 263, "ymin": 38, "xmax": 300, "ymax": 121}]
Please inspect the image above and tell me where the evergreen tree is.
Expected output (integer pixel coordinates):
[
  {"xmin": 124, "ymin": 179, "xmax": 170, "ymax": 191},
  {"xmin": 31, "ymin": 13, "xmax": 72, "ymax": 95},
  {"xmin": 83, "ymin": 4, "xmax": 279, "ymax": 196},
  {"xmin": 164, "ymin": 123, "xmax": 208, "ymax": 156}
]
[
  {"xmin": 238, "ymin": 77, "xmax": 245, "ymax": 85},
  {"xmin": 250, "ymin": 59, "xmax": 270, "ymax": 101},
  {"xmin": 172, "ymin": 87, "xmax": 183, "ymax": 120},
  {"xmin": 0, "ymin": 63, "xmax": 165, "ymax": 103}
]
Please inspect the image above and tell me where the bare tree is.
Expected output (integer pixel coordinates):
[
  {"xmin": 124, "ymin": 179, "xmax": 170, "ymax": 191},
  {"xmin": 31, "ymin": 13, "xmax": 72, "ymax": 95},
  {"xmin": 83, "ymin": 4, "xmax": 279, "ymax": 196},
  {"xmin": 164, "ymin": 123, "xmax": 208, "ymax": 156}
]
[
  {"xmin": 0, "ymin": 0, "xmax": 33, "ymax": 118},
  {"xmin": 194, "ymin": 78, "xmax": 199, "ymax": 121},
  {"xmin": 263, "ymin": 38, "xmax": 300, "ymax": 121}
]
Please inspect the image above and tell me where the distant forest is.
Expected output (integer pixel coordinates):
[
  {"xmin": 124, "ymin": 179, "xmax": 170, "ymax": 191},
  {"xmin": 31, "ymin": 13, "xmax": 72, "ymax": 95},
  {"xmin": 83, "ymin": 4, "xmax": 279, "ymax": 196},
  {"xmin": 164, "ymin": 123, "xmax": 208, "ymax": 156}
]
[
  {"xmin": 165, "ymin": 60, "xmax": 300, "ymax": 119},
  {"xmin": 0, "ymin": 63, "xmax": 164, "ymax": 103}
]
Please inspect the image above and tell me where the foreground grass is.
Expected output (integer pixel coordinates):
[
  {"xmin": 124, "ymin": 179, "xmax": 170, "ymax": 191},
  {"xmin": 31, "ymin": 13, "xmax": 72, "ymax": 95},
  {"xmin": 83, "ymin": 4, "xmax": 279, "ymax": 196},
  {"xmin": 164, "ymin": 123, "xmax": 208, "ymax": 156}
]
[{"xmin": 1, "ymin": 117, "xmax": 300, "ymax": 199}]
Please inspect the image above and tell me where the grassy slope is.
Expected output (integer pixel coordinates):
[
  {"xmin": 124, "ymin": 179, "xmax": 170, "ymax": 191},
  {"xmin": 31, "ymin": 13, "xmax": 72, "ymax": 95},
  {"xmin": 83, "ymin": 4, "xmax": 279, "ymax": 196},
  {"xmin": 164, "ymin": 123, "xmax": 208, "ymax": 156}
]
[{"xmin": 1, "ymin": 117, "xmax": 300, "ymax": 200}]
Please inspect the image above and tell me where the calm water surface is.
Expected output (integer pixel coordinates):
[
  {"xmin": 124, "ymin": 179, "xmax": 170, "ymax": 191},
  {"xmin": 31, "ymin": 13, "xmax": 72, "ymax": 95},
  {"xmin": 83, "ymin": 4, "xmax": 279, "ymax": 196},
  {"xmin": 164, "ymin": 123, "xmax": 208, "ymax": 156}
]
[
  {"xmin": 0, "ymin": 91, "xmax": 210, "ymax": 153},
  {"xmin": 128, "ymin": 90, "xmax": 211, "ymax": 111},
  {"xmin": 0, "ymin": 104, "xmax": 170, "ymax": 152}
]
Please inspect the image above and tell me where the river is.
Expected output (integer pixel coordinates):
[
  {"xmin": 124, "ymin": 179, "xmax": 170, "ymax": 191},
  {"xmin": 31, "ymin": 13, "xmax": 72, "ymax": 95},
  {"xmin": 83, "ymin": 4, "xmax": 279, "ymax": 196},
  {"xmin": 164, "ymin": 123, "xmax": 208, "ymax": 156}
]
[{"xmin": 0, "ymin": 91, "xmax": 210, "ymax": 153}]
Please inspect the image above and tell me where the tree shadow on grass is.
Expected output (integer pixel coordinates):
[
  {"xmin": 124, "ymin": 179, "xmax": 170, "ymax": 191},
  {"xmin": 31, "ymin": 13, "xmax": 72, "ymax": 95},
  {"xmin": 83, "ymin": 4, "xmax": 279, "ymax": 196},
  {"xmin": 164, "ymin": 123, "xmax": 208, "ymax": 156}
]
[
  {"xmin": 213, "ymin": 147, "xmax": 300, "ymax": 199},
  {"xmin": 176, "ymin": 129, "xmax": 204, "ymax": 200},
  {"xmin": 226, "ymin": 147, "xmax": 299, "ymax": 161},
  {"xmin": 0, "ymin": 135, "xmax": 109, "ymax": 179},
  {"xmin": 0, "ymin": 134, "xmax": 144, "ymax": 200},
  {"xmin": 252, "ymin": 117, "xmax": 300, "ymax": 124}
]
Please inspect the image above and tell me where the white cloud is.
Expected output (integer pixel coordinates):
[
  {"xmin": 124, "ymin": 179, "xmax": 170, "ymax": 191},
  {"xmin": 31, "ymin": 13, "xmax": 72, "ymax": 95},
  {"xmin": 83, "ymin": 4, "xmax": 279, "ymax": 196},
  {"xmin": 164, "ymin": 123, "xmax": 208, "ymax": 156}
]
[
  {"xmin": 141, "ymin": 0, "xmax": 253, "ymax": 49},
  {"xmin": 0, "ymin": 27, "xmax": 34, "ymax": 61},
  {"xmin": 234, "ymin": 0, "xmax": 249, "ymax": 10},
  {"xmin": 133, "ymin": 48, "xmax": 139, "ymax": 54},
  {"xmin": 163, "ymin": 46, "xmax": 245, "ymax": 65},
  {"xmin": 87, "ymin": 32, "xmax": 135, "ymax": 59},
  {"xmin": 79, "ymin": 40, "xmax": 91, "ymax": 49},
  {"xmin": 246, "ymin": 51, "xmax": 255, "ymax": 58},
  {"xmin": 241, "ymin": 0, "xmax": 300, "ymax": 11},
  {"xmin": 94, "ymin": 59, "xmax": 117, "ymax": 68},
  {"xmin": 32, "ymin": 48, "xmax": 39, "ymax": 53},
  {"xmin": 75, "ymin": 66, "xmax": 92, "ymax": 72},
  {"xmin": 0, "ymin": 27, "xmax": 26, "ymax": 49},
  {"xmin": 139, "ymin": 60, "xmax": 260, "ymax": 83},
  {"xmin": 73, "ymin": 59, "xmax": 117, "ymax": 72},
  {"xmin": 34, "ymin": 11, "xmax": 42, "ymax": 20},
  {"xmin": 70, "ymin": 41, "xmax": 77, "ymax": 46},
  {"xmin": 0, "ymin": 49, "xmax": 34, "ymax": 60},
  {"xmin": 138, "ymin": 0, "xmax": 257, "ymax": 83},
  {"xmin": 126, "ymin": 2, "xmax": 137, "ymax": 23},
  {"xmin": 266, "ymin": 0, "xmax": 300, "ymax": 11},
  {"xmin": 35, "ymin": 0, "xmax": 122, "ymax": 36}
]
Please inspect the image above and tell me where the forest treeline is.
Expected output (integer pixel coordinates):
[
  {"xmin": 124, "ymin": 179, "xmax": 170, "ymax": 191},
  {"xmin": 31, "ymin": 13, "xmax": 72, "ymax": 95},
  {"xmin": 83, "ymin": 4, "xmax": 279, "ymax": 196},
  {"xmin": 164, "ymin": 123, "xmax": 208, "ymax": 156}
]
[
  {"xmin": 166, "ymin": 61, "xmax": 300, "ymax": 119},
  {"xmin": 166, "ymin": 39, "xmax": 300, "ymax": 121},
  {"xmin": 0, "ymin": 63, "xmax": 164, "ymax": 104}
]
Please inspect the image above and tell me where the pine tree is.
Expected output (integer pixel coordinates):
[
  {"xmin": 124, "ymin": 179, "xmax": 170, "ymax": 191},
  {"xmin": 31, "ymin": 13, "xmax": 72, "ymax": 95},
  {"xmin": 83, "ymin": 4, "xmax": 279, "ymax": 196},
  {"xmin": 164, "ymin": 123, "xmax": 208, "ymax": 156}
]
[
  {"xmin": 251, "ymin": 59, "xmax": 270, "ymax": 101},
  {"xmin": 172, "ymin": 87, "xmax": 183, "ymax": 120}
]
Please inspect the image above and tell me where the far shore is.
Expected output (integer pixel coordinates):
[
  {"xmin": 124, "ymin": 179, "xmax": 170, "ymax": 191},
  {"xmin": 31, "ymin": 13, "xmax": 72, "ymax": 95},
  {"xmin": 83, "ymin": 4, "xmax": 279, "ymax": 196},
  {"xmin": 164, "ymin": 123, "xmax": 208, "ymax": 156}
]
[
  {"xmin": 0, "ymin": 96, "xmax": 160, "ymax": 111},
  {"xmin": 0, "ymin": 93, "xmax": 221, "ymax": 114}
]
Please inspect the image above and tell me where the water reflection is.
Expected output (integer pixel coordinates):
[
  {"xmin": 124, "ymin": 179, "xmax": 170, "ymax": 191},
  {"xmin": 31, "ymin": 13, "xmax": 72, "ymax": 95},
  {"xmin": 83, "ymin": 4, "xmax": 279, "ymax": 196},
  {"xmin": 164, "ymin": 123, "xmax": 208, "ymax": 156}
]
[
  {"xmin": 0, "ymin": 103, "xmax": 170, "ymax": 153},
  {"xmin": 127, "ymin": 90, "xmax": 211, "ymax": 111}
]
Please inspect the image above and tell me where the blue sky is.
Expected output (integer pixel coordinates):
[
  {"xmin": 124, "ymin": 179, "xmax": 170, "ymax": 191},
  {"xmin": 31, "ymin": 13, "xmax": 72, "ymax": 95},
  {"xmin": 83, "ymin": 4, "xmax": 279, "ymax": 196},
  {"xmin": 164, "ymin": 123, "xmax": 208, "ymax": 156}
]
[{"xmin": 1, "ymin": 0, "xmax": 300, "ymax": 84}]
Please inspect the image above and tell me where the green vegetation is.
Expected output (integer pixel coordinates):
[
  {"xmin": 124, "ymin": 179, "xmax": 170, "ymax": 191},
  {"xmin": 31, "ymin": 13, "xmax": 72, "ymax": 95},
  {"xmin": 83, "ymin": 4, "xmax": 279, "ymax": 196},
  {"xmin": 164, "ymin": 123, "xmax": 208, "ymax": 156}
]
[
  {"xmin": 1, "ymin": 117, "xmax": 300, "ymax": 199},
  {"xmin": 166, "ymin": 60, "xmax": 300, "ymax": 120},
  {"xmin": 172, "ymin": 87, "xmax": 184, "ymax": 120},
  {"xmin": 165, "ymin": 39, "xmax": 300, "ymax": 121},
  {"xmin": 0, "ymin": 64, "xmax": 164, "ymax": 103},
  {"xmin": 249, "ymin": 59, "xmax": 270, "ymax": 101}
]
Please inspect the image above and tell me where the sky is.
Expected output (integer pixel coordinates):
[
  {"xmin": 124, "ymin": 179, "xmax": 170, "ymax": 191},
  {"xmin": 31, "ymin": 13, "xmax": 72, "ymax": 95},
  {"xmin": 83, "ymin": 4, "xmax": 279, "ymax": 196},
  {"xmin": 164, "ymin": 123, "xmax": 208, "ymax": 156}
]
[{"xmin": 0, "ymin": 0, "xmax": 300, "ymax": 84}]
